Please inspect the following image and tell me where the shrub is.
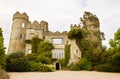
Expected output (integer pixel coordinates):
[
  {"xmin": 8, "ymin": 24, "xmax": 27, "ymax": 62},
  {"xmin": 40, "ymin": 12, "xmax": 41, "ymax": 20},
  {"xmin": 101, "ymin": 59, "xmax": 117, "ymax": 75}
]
[
  {"xmin": 7, "ymin": 51, "xmax": 25, "ymax": 59},
  {"xmin": 69, "ymin": 58, "xmax": 93, "ymax": 71},
  {"xmin": 6, "ymin": 52, "xmax": 30, "ymax": 72},
  {"xmin": 36, "ymin": 54, "xmax": 52, "ymax": 64},
  {"xmin": 108, "ymin": 53, "xmax": 120, "ymax": 68},
  {"xmin": 29, "ymin": 61, "xmax": 43, "ymax": 71},
  {"xmin": 26, "ymin": 53, "xmax": 37, "ymax": 61},
  {"xmin": 29, "ymin": 61, "xmax": 53, "ymax": 72},
  {"xmin": 0, "ymin": 66, "xmax": 9, "ymax": 79},
  {"xmin": 98, "ymin": 53, "xmax": 120, "ymax": 72},
  {"xmin": 96, "ymin": 64, "xmax": 114, "ymax": 72}
]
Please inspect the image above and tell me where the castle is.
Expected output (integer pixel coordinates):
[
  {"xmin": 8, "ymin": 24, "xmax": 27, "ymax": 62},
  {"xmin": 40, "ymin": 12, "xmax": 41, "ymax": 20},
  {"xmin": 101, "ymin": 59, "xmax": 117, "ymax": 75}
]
[{"xmin": 8, "ymin": 11, "xmax": 101, "ymax": 66}]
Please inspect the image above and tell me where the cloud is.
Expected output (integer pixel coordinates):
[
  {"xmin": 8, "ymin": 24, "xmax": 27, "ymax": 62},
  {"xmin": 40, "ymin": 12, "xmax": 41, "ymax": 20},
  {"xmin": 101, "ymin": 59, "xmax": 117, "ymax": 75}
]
[{"xmin": 0, "ymin": 0, "xmax": 120, "ymax": 52}]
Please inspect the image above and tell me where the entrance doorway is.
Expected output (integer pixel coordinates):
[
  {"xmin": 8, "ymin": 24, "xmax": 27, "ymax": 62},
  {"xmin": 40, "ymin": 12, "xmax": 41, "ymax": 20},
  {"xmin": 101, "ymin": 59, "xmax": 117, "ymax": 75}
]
[{"xmin": 55, "ymin": 62, "xmax": 60, "ymax": 70}]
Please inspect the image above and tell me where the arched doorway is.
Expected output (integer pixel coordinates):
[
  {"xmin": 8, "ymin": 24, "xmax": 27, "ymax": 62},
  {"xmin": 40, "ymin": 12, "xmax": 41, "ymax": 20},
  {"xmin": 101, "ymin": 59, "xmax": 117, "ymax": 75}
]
[{"xmin": 55, "ymin": 62, "xmax": 60, "ymax": 70}]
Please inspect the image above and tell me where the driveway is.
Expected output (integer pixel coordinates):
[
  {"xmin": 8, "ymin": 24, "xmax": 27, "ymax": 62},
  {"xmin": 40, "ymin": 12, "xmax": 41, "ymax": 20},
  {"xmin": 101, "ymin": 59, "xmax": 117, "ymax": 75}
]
[{"xmin": 9, "ymin": 71, "xmax": 120, "ymax": 79}]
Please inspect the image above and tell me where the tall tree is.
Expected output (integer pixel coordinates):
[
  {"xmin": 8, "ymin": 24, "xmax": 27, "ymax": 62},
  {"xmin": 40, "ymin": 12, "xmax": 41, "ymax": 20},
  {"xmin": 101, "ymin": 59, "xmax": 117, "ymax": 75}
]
[
  {"xmin": 0, "ymin": 28, "xmax": 6, "ymax": 69},
  {"xmin": 109, "ymin": 28, "xmax": 120, "ymax": 52}
]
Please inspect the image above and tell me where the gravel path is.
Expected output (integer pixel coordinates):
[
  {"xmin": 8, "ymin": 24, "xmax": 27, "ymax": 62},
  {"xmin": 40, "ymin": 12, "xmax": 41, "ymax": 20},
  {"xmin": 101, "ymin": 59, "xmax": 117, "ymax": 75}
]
[{"xmin": 9, "ymin": 71, "xmax": 120, "ymax": 79}]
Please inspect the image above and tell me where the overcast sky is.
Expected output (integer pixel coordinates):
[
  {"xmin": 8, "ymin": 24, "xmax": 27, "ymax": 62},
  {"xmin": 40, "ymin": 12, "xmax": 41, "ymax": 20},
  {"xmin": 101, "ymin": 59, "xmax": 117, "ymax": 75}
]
[{"xmin": 0, "ymin": 0, "xmax": 120, "ymax": 52}]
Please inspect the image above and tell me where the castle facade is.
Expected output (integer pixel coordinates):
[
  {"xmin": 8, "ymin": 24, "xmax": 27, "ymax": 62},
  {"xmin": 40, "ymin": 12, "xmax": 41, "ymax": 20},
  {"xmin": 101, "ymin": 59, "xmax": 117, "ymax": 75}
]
[
  {"xmin": 8, "ymin": 12, "xmax": 82, "ymax": 65},
  {"xmin": 8, "ymin": 11, "xmax": 101, "ymax": 65}
]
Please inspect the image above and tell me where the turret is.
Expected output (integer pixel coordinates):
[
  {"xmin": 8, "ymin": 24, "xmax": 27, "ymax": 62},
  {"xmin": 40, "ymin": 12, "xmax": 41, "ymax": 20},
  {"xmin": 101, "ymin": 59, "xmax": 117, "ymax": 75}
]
[
  {"xmin": 8, "ymin": 11, "xmax": 29, "ymax": 54},
  {"xmin": 40, "ymin": 20, "xmax": 48, "ymax": 32}
]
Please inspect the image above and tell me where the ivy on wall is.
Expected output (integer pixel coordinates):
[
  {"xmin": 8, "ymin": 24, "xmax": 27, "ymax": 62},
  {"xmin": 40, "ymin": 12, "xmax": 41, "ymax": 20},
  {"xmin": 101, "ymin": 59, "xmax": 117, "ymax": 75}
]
[{"xmin": 59, "ymin": 44, "xmax": 70, "ymax": 69}]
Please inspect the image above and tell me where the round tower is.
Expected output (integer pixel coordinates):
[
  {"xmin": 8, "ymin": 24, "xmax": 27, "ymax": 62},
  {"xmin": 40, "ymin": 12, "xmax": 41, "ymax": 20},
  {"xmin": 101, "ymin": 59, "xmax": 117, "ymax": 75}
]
[{"xmin": 8, "ymin": 11, "xmax": 29, "ymax": 54}]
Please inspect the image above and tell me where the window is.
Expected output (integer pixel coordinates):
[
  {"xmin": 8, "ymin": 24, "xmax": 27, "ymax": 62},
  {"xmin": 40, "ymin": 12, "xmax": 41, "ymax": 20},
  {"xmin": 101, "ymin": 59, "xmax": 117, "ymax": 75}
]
[
  {"xmin": 21, "ymin": 23, "xmax": 25, "ymax": 28},
  {"xmin": 20, "ymin": 34, "xmax": 24, "ymax": 39},
  {"xmin": 29, "ymin": 33, "xmax": 34, "ymax": 39},
  {"xmin": 52, "ymin": 49, "xmax": 64, "ymax": 58},
  {"xmin": 51, "ymin": 38, "xmax": 64, "ymax": 45},
  {"xmin": 27, "ymin": 49, "xmax": 32, "ymax": 54}
]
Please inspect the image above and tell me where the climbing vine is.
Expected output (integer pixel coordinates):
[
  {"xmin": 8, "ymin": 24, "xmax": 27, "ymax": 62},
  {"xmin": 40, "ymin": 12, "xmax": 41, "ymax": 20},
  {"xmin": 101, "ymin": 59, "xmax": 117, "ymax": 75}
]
[{"xmin": 59, "ymin": 44, "xmax": 70, "ymax": 69}]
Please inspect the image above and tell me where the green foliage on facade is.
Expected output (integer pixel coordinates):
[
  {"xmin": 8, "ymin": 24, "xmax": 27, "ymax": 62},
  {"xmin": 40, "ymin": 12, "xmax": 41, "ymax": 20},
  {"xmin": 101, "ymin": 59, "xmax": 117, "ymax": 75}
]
[
  {"xmin": 68, "ymin": 28, "xmax": 83, "ymax": 40},
  {"xmin": 31, "ymin": 36, "xmax": 42, "ymax": 53},
  {"xmin": 0, "ymin": 28, "xmax": 6, "ymax": 69},
  {"xmin": 59, "ymin": 44, "xmax": 70, "ymax": 69},
  {"xmin": 25, "ymin": 39, "xmax": 32, "ymax": 44},
  {"xmin": 36, "ymin": 53, "xmax": 52, "ymax": 64},
  {"xmin": 37, "ymin": 41, "xmax": 54, "ymax": 54},
  {"xmin": 27, "ymin": 40, "xmax": 54, "ymax": 71}
]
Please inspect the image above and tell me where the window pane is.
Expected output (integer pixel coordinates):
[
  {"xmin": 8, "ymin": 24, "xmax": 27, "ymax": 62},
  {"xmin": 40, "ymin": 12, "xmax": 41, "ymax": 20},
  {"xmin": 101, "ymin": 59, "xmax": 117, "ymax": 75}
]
[
  {"xmin": 51, "ymin": 38, "xmax": 64, "ymax": 44},
  {"xmin": 21, "ymin": 23, "xmax": 25, "ymax": 28},
  {"xmin": 52, "ymin": 49, "xmax": 64, "ymax": 58},
  {"xmin": 29, "ymin": 33, "xmax": 34, "ymax": 39},
  {"xmin": 28, "ymin": 49, "xmax": 31, "ymax": 54}
]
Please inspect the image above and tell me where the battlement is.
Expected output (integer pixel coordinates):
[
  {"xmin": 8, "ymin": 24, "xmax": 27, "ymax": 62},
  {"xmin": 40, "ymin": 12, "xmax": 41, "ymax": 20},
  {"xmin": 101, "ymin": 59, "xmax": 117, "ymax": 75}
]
[
  {"xmin": 47, "ymin": 31, "xmax": 67, "ymax": 36},
  {"xmin": 70, "ymin": 24, "xmax": 81, "ymax": 29},
  {"xmin": 40, "ymin": 20, "xmax": 48, "ymax": 26},
  {"xmin": 13, "ymin": 11, "xmax": 29, "ymax": 20}
]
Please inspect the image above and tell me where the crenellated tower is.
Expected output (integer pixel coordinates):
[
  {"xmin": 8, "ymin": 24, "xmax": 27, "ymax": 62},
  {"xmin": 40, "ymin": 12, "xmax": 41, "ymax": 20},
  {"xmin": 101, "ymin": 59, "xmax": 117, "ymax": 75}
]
[{"xmin": 8, "ymin": 11, "xmax": 29, "ymax": 54}]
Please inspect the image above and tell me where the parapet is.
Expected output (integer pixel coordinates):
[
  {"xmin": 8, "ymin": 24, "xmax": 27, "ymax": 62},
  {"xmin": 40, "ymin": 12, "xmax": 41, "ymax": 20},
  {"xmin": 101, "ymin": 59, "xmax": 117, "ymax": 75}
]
[
  {"xmin": 47, "ymin": 31, "xmax": 67, "ymax": 36},
  {"xmin": 40, "ymin": 20, "xmax": 48, "ymax": 26},
  {"xmin": 13, "ymin": 11, "xmax": 29, "ymax": 20}
]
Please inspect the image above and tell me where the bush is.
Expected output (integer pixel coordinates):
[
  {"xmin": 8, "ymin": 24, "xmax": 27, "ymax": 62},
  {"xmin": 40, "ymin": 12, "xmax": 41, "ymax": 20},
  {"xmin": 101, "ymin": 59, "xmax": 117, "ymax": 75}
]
[
  {"xmin": 6, "ymin": 52, "xmax": 30, "ymax": 72},
  {"xmin": 108, "ymin": 53, "xmax": 120, "ymax": 68},
  {"xmin": 69, "ymin": 58, "xmax": 93, "ymax": 71},
  {"xmin": 29, "ymin": 61, "xmax": 53, "ymax": 72},
  {"xmin": 0, "ymin": 66, "xmax": 9, "ymax": 79},
  {"xmin": 7, "ymin": 51, "xmax": 25, "ymax": 59},
  {"xmin": 26, "ymin": 53, "xmax": 37, "ymax": 61},
  {"xmin": 36, "ymin": 54, "xmax": 52, "ymax": 64},
  {"xmin": 96, "ymin": 64, "xmax": 115, "ymax": 72},
  {"xmin": 97, "ymin": 53, "xmax": 120, "ymax": 72}
]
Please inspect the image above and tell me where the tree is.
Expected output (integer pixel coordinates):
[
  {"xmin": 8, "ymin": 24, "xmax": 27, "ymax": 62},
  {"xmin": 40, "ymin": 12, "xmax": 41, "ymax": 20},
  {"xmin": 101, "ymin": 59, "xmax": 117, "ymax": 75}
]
[
  {"xmin": 80, "ymin": 11, "xmax": 99, "ymax": 26},
  {"xmin": 0, "ymin": 28, "xmax": 6, "ymax": 69},
  {"xmin": 109, "ymin": 28, "xmax": 120, "ymax": 52}
]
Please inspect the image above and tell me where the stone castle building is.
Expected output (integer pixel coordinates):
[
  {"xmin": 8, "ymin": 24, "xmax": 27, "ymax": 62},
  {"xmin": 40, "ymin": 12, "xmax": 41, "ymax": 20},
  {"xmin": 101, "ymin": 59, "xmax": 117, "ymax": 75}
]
[{"xmin": 8, "ymin": 11, "xmax": 101, "ymax": 65}]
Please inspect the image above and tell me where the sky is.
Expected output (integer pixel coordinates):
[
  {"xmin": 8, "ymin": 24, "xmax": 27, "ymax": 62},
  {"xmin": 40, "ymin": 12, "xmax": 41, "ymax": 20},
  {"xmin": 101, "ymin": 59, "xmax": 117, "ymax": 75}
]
[{"xmin": 0, "ymin": 0, "xmax": 120, "ymax": 52}]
